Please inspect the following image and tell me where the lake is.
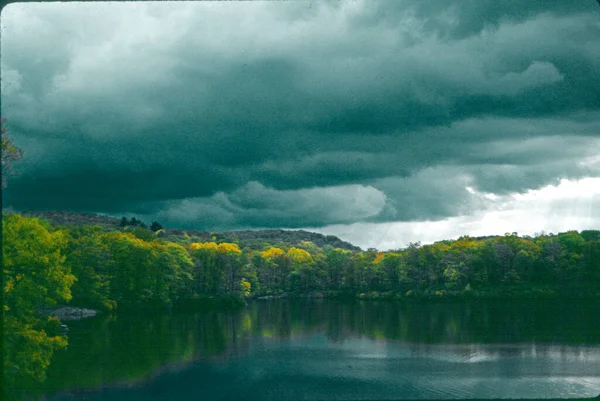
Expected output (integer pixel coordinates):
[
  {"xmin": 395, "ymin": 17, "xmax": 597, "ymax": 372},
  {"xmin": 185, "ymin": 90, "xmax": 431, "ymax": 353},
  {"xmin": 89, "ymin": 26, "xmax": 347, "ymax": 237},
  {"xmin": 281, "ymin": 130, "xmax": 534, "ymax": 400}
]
[{"xmin": 29, "ymin": 299, "xmax": 600, "ymax": 400}]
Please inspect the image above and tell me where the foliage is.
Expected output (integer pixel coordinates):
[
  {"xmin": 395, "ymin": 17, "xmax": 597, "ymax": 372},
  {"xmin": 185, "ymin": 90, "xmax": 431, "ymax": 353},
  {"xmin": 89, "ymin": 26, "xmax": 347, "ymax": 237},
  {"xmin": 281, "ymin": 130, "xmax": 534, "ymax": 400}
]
[
  {"xmin": 65, "ymin": 229, "xmax": 116, "ymax": 310},
  {"xmin": 119, "ymin": 216, "xmax": 148, "ymax": 229},
  {"xmin": 125, "ymin": 226, "xmax": 156, "ymax": 241},
  {"xmin": 5, "ymin": 215, "xmax": 600, "ymax": 308},
  {"xmin": 4, "ymin": 212, "xmax": 600, "ymax": 397},
  {"xmin": 2, "ymin": 215, "xmax": 74, "ymax": 392},
  {"xmin": 3, "ymin": 215, "xmax": 75, "ymax": 315},
  {"xmin": 1, "ymin": 118, "xmax": 24, "ymax": 189},
  {"xmin": 150, "ymin": 221, "xmax": 163, "ymax": 232}
]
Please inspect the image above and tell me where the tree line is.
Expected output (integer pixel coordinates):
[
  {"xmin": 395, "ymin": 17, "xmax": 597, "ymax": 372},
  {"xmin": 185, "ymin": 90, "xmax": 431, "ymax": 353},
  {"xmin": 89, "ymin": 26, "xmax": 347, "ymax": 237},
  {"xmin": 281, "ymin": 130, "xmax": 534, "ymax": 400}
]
[{"xmin": 3, "ymin": 213, "xmax": 600, "ymax": 394}]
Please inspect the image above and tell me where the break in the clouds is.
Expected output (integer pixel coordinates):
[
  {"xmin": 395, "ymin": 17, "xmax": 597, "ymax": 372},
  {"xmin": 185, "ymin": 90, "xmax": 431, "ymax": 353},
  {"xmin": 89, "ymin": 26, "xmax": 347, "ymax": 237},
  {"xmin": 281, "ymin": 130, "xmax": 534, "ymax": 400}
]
[
  {"xmin": 1, "ymin": 1, "xmax": 599, "ymax": 250},
  {"xmin": 315, "ymin": 177, "xmax": 600, "ymax": 251}
]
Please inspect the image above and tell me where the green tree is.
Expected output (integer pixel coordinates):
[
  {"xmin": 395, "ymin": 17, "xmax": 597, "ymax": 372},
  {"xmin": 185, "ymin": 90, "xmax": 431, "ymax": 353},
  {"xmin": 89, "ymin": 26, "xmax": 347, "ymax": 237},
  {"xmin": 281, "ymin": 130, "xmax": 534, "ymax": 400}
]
[
  {"xmin": 101, "ymin": 232, "xmax": 154, "ymax": 305},
  {"xmin": 189, "ymin": 242, "xmax": 220, "ymax": 294},
  {"xmin": 288, "ymin": 247, "xmax": 315, "ymax": 292},
  {"xmin": 324, "ymin": 248, "xmax": 351, "ymax": 290},
  {"xmin": 149, "ymin": 241, "xmax": 194, "ymax": 305},
  {"xmin": 403, "ymin": 242, "xmax": 424, "ymax": 292},
  {"xmin": 1, "ymin": 118, "xmax": 24, "ymax": 189},
  {"xmin": 261, "ymin": 247, "xmax": 290, "ymax": 293},
  {"xmin": 3, "ymin": 215, "xmax": 75, "ymax": 390},
  {"xmin": 150, "ymin": 221, "xmax": 163, "ymax": 232},
  {"xmin": 350, "ymin": 250, "xmax": 377, "ymax": 292},
  {"xmin": 126, "ymin": 226, "xmax": 156, "ymax": 241},
  {"xmin": 3, "ymin": 215, "xmax": 75, "ymax": 315},
  {"xmin": 217, "ymin": 243, "xmax": 243, "ymax": 294},
  {"xmin": 66, "ymin": 229, "xmax": 116, "ymax": 310}
]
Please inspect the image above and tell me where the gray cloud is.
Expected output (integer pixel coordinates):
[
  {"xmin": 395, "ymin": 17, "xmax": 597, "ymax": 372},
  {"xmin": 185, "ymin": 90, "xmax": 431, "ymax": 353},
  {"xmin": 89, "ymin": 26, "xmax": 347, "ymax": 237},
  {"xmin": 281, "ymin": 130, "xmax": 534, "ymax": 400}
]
[
  {"xmin": 1, "ymin": 1, "xmax": 599, "ymax": 232},
  {"xmin": 126, "ymin": 182, "xmax": 388, "ymax": 230}
]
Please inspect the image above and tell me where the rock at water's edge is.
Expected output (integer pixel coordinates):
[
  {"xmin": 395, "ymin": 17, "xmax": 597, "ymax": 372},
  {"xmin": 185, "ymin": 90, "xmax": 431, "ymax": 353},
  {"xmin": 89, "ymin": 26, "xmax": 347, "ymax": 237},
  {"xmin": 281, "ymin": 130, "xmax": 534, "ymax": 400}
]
[{"xmin": 44, "ymin": 306, "xmax": 98, "ymax": 321}]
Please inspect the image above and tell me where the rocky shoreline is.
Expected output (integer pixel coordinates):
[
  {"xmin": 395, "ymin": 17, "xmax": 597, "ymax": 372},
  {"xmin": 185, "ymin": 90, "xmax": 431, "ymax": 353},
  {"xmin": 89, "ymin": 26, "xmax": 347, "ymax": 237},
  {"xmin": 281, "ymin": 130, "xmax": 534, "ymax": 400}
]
[{"xmin": 39, "ymin": 306, "xmax": 98, "ymax": 321}]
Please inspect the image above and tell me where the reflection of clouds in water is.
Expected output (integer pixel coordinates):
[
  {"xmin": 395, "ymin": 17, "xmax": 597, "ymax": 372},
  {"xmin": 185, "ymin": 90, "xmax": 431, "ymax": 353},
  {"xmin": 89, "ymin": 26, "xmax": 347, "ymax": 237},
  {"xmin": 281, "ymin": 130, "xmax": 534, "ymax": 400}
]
[
  {"xmin": 407, "ymin": 343, "xmax": 600, "ymax": 363},
  {"xmin": 259, "ymin": 334, "xmax": 600, "ymax": 397},
  {"xmin": 417, "ymin": 377, "xmax": 600, "ymax": 399},
  {"xmin": 313, "ymin": 337, "xmax": 600, "ymax": 364},
  {"xmin": 425, "ymin": 352, "xmax": 501, "ymax": 363},
  {"xmin": 562, "ymin": 377, "xmax": 600, "ymax": 391},
  {"xmin": 353, "ymin": 353, "xmax": 388, "ymax": 359},
  {"xmin": 271, "ymin": 343, "xmax": 600, "ymax": 399}
]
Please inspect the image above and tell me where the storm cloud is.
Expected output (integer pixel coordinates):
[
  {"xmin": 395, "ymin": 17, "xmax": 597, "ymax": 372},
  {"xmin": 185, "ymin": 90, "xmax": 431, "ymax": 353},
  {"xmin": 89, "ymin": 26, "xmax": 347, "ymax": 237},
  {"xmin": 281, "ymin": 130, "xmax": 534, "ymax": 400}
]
[{"xmin": 1, "ymin": 1, "xmax": 599, "ymax": 247}]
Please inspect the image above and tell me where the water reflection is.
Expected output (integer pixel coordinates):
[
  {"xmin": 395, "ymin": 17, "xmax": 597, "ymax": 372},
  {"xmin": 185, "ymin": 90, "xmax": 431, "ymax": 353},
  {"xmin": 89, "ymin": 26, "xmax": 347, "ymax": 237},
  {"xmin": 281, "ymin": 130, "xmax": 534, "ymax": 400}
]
[{"xmin": 32, "ymin": 300, "xmax": 600, "ymax": 400}]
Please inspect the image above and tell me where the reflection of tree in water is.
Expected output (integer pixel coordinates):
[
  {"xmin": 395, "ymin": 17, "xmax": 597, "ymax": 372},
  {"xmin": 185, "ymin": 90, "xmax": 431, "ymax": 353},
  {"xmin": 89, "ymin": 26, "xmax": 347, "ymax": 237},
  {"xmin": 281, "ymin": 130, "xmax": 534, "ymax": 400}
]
[
  {"xmin": 248, "ymin": 299, "xmax": 600, "ymax": 346},
  {"xmin": 28, "ymin": 299, "xmax": 600, "ymax": 400}
]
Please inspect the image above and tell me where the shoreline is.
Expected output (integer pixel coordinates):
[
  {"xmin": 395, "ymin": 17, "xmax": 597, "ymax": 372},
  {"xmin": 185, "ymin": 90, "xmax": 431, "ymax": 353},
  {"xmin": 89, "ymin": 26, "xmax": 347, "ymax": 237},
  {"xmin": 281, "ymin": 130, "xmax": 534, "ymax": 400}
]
[{"xmin": 38, "ymin": 306, "xmax": 98, "ymax": 321}]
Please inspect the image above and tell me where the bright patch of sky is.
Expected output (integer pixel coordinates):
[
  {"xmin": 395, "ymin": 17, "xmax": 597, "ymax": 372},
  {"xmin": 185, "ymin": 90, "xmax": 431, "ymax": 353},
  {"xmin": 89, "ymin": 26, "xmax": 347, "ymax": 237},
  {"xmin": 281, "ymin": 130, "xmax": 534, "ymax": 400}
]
[{"xmin": 311, "ymin": 177, "xmax": 600, "ymax": 250}]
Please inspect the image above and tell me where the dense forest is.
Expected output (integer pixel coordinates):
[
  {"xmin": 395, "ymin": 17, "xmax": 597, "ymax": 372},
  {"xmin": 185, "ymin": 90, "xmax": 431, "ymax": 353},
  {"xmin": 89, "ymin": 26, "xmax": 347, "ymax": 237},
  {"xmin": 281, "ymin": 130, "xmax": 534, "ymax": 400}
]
[
  {"xmin": 20, "ymin": 210, "xmax": 362, "ymax": 251},
  {"xmin": 3, "ymin": 212, "xmax": 600, "ymax": 396}
]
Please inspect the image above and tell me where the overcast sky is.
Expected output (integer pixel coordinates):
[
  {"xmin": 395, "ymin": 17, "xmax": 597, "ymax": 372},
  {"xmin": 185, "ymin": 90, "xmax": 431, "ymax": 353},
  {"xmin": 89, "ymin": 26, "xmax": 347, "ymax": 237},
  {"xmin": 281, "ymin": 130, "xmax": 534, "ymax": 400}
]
[{"xmin": 2, "ymin": 1, "xmax": 599, "ymax": 250}]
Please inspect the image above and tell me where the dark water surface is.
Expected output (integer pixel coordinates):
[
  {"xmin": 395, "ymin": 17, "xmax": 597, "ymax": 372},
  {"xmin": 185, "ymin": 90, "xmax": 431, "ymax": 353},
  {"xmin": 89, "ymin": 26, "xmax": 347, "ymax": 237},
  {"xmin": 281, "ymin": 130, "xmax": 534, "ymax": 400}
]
[{"xmin": 34, "ymin": 300, "xmax": 600, "ymax": 400}]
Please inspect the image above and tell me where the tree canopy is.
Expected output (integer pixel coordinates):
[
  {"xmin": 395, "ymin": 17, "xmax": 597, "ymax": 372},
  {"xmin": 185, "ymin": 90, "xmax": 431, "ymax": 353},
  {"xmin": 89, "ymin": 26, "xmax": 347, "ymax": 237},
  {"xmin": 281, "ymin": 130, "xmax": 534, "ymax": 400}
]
[
  {"xmin": 1, "ymin": 118, "xmax": 24, "ymax": 189},
  {"xmin": 3, "ymin": 213, "xmax": 600, "ymax": 397}
]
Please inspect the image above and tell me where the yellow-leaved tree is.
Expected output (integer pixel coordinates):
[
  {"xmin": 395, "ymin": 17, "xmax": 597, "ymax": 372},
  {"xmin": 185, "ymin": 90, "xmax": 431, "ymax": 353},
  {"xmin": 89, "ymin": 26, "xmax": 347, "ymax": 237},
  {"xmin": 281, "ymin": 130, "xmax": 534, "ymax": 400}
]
[
  {"xmin": 288, "ymin": 247, "xmax": 316, "ymax": 292},
  {"xmin": 3, "ymin": 214, "xmax": 75, "ymax": 391},
  {"xmin": 189, "ymin": 242, "xmax": 243, "ymax": 295},
  {"xmin": 287, "ymin": 247, "xmax": 313, "ymax": 268},
  {"xmin": 260, "ymin": 247, "xmax": 291, "ymax": 292}
]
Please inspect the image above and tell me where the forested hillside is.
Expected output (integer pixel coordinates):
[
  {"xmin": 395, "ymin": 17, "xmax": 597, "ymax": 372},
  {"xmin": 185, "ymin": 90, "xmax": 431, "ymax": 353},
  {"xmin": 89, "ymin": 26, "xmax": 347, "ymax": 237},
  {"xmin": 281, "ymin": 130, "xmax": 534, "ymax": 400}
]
[
  {"xmin": 19, "ymin": 210, "xmax": 361, "ymax": 251},
  {"xmin": 3, "ymin": 212, "xmax": 600, "ymax": 394}
]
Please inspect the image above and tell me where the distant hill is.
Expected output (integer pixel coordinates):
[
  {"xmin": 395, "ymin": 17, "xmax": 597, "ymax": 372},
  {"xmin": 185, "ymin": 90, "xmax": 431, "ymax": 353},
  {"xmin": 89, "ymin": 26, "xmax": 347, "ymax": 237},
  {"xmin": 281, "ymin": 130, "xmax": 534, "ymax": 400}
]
[
  {"xmin": 20, "ymin": 210, "xmax": 122, "ymax": 229},
  {"xmin": 162, "ymin": 228, "xmax": 362, "ymax": 252},
  {"xmin": 18, "ymin": 210, "xmax": 362, "ymax": 252}
]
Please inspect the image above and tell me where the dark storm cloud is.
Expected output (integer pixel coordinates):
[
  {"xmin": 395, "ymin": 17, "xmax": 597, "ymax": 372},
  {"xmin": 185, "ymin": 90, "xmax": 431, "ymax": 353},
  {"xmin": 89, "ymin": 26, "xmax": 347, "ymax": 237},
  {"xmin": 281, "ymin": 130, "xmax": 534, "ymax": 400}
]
[
  {"xmin": 352, "ymin": 0, "xmax": 597, "ymax": 40},
  {"xmin": 127, "ymin": 182, "xmax": 389, "ymax": 230},
  {"xmin": 1, "ymin": 1, "xmax": 599, "ymax": 230}
]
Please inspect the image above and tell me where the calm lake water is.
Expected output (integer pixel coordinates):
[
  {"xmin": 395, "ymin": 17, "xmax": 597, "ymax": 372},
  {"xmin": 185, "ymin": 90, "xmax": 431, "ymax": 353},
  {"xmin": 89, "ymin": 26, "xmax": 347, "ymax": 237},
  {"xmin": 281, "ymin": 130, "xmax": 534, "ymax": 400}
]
[{"xmin": 31, "ymin": 300, "xmax": 600, "ymax": 400}]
